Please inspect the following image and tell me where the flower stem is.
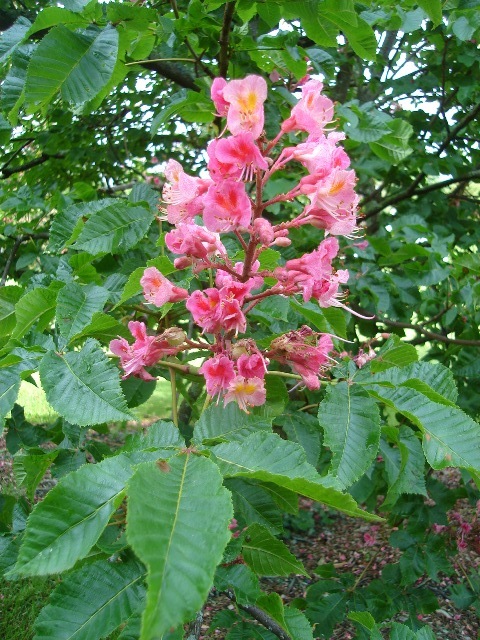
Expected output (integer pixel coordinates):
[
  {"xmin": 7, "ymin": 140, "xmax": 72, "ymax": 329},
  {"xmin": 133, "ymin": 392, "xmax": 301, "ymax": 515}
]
[{"xmin": 169, "ymin": 367, "xmax": 179, "ymax": 427}]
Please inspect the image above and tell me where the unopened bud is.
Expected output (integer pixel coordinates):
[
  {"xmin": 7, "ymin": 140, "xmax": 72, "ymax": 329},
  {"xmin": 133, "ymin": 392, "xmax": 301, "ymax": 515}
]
[
  {"xmin": 253, "ymin": 218, "xmax": 274, "ymax": 245},
  {"xmin": 273, "ymin": 237, "xmax": 292, "ymax": 247},
  {"xmin": 162, "ymin": 327, "xmax": 186, "ymax": 346},
  {"xmin": 173, "ymin": 256, "xmax": 193, "ymax": 270}
]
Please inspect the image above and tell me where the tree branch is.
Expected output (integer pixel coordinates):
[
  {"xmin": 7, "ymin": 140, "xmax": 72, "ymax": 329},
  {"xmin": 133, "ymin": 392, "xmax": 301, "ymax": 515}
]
[
  {"xmin": 140, "ymin": 60, "xmax": 200, "ymax": 91},
  {"xmin": 1, "ymin": 153, "xmax": 65, "ymax": 178},
  {"xmin": 218, "ymin": 2, "xmax": 236, "ymax": 78},
  {"xmin": 226, "ymin": 590, "xmax": 292, "ymax": 640},
  {"xmin": 1, "ymin": 233, "xmax": 49, "ymax": 286},
  {"xmin": 358, "ymin": 310, "xmax": 480, "ymax": 347},
  {"xmin": 361, "ymin": 102, "xmax": 480, "ymax": 218},
  {"xmin": 362, "ymin": 169, "xmax": 480, "ymax": 220}
]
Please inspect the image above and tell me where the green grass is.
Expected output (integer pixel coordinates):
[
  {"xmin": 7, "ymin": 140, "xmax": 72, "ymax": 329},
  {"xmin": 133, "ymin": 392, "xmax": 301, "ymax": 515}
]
[{"xmin": 0, "ymin": 576, "xmax": 60, "ymax": 640}]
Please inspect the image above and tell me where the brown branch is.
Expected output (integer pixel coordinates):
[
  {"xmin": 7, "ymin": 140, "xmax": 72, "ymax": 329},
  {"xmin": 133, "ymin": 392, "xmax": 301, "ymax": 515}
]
[
  {"xmin": 218, "ymin": 2, "xmax": 236, "ymax": 78},
  {"xmin": 363, "ymin": 168, "xmax": 480, "ymax": 220},
  {"xmin": 361, "ymin": 102, "xmax": 480, "ymax": 218},
  {"xmin": 1, "ymin": 153, "xmax": 65, "ymax": 178},
  {"xmin": 140, "ymin": 60, "xmax": 200, "ymax": 91},
  {"xmin": 1, "ymin": 232, "xmax": 49, "ymax": 286},
  {"xmin": 360, "ymin": 311, "xmax": 480, "ymax": 347},
  {"xmin": 226, "ymin": 591, "xmax": 292, "ymax": 640}
]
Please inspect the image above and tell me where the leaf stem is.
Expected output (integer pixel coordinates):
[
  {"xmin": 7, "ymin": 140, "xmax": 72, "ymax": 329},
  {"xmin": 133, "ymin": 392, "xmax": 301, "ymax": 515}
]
[{"xmin": 169, "ymin": 366, "xmax": 178, "ymax": 427}]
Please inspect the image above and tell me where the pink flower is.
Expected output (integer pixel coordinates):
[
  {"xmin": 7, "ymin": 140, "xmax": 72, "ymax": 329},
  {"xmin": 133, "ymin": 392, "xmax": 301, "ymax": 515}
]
[
  {"xmin": 291, "ymin": 134, "xmax": 350, "ymax": 177},
  {"xmin": 270, "ymin": 328, "xmax": 333, "ymax": 390},
  {"xmin": 224, "ymin": 376, "xmax": 266, "ymax": 412},
  {"xmin": 141, "ymin": 267, "xmax": 189, "ymax": 307},
  {"xmin": 203, "ymin": 179, "xmax": 252, "ymax": 232},
  {"xmin": 282, "ymin": 79, "xmax": 334, "ymax": 137},
  {"xmin": 211, "ymin": 77, "xmax": 229, "ymax": 116},
  {"xmin": 222, "ymin": 75, "xmax": 268, "ymax": 139},
  {"xmin": 186, "ymin": 288, "xmax": 222, "ymax": 334},
  {"xmin": 309, "ymin": 169, "xmax": 358, "ymax": 219},
  {"xmin": 212, "ymin": 133, "xmax": 268, "ymax": 181},
  {"xmin": 165, "ymin": 223, "xmax": 224, "ymax": 259},
  {"xmin": 303, "ymin": 205, "xmax": 357, "ymax": 237},
  {"xmin": 110, "ymin": 321, "xmax": 180, "ymax": 380},
  {"xmin": 275, "ymin": 237, "xmax": 348, "ymax": 305},
  {"xmin": 237, "ymin": 353, "xmax": 267, "ymax": 379},
  {"xmin": 163, "ymin": 159, "xmax": 202, "ymax": 206},
  {"xmin": 199, "ymin": 355, "xmax": 236, "ymax": 398},
  {"xmin": 220, "ymin": 297, "xmax": 247, "ymax": 335}
]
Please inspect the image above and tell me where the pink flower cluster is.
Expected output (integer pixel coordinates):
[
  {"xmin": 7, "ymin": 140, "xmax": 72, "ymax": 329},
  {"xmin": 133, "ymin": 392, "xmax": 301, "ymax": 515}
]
[{"xmin": 111, "ymin": 75, "xmax": 361, "ymax": 412}]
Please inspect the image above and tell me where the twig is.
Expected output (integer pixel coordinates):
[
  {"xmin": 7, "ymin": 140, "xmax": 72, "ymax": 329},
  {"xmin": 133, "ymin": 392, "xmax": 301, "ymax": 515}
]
[
  {"xmin": 1, "ymin": 233, "xmax": 49, "ymax": 286},
  {"xmin": 186, "ymin": 610, "xmax": 204, "ymax": 640},
  {"xmin": 169, "ymin": 366, "xmax": 179, "ymax": 427},
  {"xmin": 1, "ymin": 153, "xmax": 65, "ymax": 178},
  {"xmin": 218, "ymin": 2, "xmax": 236, "ymax": 78},
  {"xmin": 226, "ymin": 590, "xmax": 292, "ymax": 640},
  {"xmin": 355, "ymin": 308, "xmax": 480, "ymax": 347}
]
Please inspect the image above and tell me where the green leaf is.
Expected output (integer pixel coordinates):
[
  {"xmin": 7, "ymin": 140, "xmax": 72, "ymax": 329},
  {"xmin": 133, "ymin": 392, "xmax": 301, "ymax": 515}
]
[
  {"xmin": 283, "ymin": 1, "xmax": 338, "ymax": 47},
  {"xmin": 39, "ymin": 339, "xmax": 134, "ymax": 426},
  {"xmin": 193, "ymin": 402, "xmax": 272, "ymax": 445},
  {"xmin": 210, "ymin": 432, "xmax": 382, "ymax": 521},
  {"xmin": 243, "ymin": 524, "xmax": 307, "ymax": 576},
  {"xmin": 48, "ymin": 199, "xmax": 118, "ymax": 252},
  {"xmin": 12, "ymin": 287, "xmax": 59, "ymax": 340},
  {"xmin": 383, "ymin": 426, "xmax": 427, "ymax": 506},
  {"xmin": 150, "ymin": 90, "xmax": 214, "ymax": 134},
  {"xmin": 0, "ymin": 16, "xmax": 31, "ymax": 63},
  {"xmin": 358, "ymin": 361, "xmax": 458, "ymax": 405},
  {"xmin": 342, "ymin": 18, "xmax": 378, "ymax": 61},
  {"xmin": 69, "ymin": 312, "xmax": 131, "ymax": 345},
  {"xmin": 318, "ymin": 382, "xmax": 381, "ymax": 488},
  {"xmin": 126, "ymin": 455, "xmax": 233, "ymax": 640},
  {"xmin": 34, "ymin": 558, "xmax": 146, "ymax": 640},
  {"xmin": 121, "ymin": 420, "xmax": 184, "ymax": 453},
  {"xmin": 417, "ymin": 0, "xmax": 442, "ymax": 26},
  {"xmin": 25, "ymin": 25, "xmax": 119, "ymax": 111},
  {"xmin": 369, "ymin": 384, "xmax": 480, "ymax": 473},
  {"xmin": 275, "ymin": 411, "xmax": 321, "ymax": 467},
  {"xmin": 0, "ymin": 286, "xmax": 22, "ymax": 337},
  {"xmin": 214, "ymin": 564, "xmax": 261, "ymax": 605},
  {"xmin": 226, "ymin": 478, "xmax": 284, "ymax": 534},
  {"xmin": 26, "ymin": 7, "xmax": 90, "ymax": 36},
  {"xmin": 284, "ymin": 607, "xmax": 314, "ymax": 640},
  {"xmin": 369, "ymin": 119, "xmax": 414, "ymax": 165},
  {"xmin": 0, "ymin": 364, "xmax": 22, "ymax": 432},
  {"xmin": 1, "ymin": 43, "xmax": 34, "ymax": 122},
  {"xmin": 13, "ymin": 448, "xmax": 59, "ymax": 501},
  {"xmin": 290, "ymin": 300, "xmax": 347, "ymax": 338},
  {"xmin": 12, "ymin": 454, "xmax": 135, "ymax": 576},
  {"xmin": 57, "ymin": 282, "xmax": 110, "ymax": 342},
  {"xmin": 369, "ymin": 338, "xmax": 418, "ymax": 372},
  {"xmin": 72, "ymin": 203, "xmax": 154, "ymax": 255},
  {"xmin": 115, "ymin": 256, "xmax": 175, "ymax": 307}
]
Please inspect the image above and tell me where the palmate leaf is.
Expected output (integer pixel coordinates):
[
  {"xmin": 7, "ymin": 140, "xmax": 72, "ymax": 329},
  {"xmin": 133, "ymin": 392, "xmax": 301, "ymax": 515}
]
[
  {"xmin": 369, "ymin": 119, "xmax": 414, "ymax": 165},
  {"xmin": 0, "ymin": 16, "xmax": 31, "ymax": 63},
  {"xmin": 210, "ymin": 432, "xmax": 382, "ymax": 521},
  {"xmin": 56, "ymin": 282, "xmax": 110, "ymax": 342},
  {"xmin": 0, "ymin": 285, "xmax": 22, "ymax": 337},
  {"xmin": 34, "ymin": 558, "xmax": 145, "ymax": 640},
  {"xmin": 12, "ymin": 454, "xmax": 135, "ymax": 576},
  {"xmin": 12, "ymin": 286, "xmax": 59, "ymax": 340},
  {"xmin": 370, "ymin": 384, "xmax": 480, "ymax": 472},
  {"xmin": 39, "ymin": 339, "xmax": 134, "ymax": 426},
  {"xmin": 48, "ymin": 199, "xmax": 117, "ymax": 251},
  {"xmin": 214, "ymin": 564, "xmax": 261, "ymax": 606},
  {"xmin": 25, "ymin": 24, "xmax": 119, "ymax": 111},
  {"xmin": 242, "ymin": 524, "xmax": 307, "ymax": 576},
  {"xmin": 72, "ymin": 202, "xmax": 154, "ymax": 255},
  {"xmin": 193, "ymin": 402, "xmax": 272, "ymax": 445},
  {"xmin": 318, "ymin": 382, "xmax": 381, "ymax": 488},
  {"xmin": 126, "ymin": 455, "xmax": 233, "ymax": 640},
  {"xmin": 226, "ymin": 478, "xmax": 284, "ymax": 534}
]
